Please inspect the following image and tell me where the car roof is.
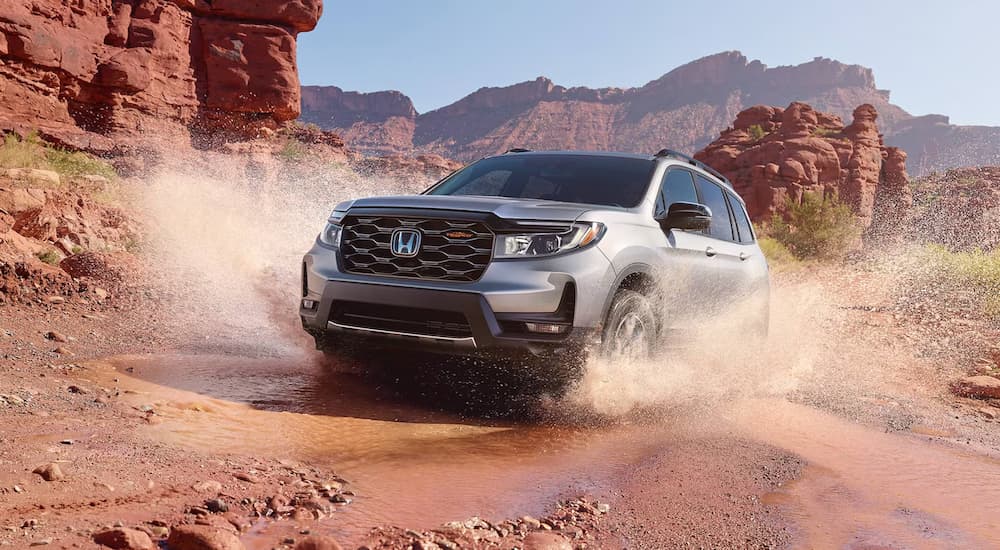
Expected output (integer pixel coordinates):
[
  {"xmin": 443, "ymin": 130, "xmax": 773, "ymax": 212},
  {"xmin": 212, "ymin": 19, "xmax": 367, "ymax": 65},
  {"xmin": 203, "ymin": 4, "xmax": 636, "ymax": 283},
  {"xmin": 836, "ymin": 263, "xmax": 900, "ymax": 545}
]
[{"xmin": 496, "ymin": 149, "xmax": 656, "ymax": 161}]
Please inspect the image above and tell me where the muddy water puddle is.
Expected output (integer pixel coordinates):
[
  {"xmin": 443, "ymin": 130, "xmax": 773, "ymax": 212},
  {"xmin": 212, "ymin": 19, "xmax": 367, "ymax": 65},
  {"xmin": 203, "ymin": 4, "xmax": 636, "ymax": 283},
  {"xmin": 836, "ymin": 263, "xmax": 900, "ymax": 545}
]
[
  {"xmin": 740, "ymin": 400, "xmax": 1000, "ymax": 548},
  {"xmin": 85, "ymin": 354, "xmax": 673, "ymax": 542},
  {"xmin": 84, "ymin": 354, "xmax": 1000, "ymax": 547}
]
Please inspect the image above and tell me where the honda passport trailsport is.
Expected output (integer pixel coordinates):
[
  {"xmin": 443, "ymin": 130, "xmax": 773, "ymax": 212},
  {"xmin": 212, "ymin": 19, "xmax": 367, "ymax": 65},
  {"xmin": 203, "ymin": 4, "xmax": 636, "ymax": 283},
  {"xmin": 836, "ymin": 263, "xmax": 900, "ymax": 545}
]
[{"xmin": 300, "ymin": 149, "xmax": 769, "ymax": 366}]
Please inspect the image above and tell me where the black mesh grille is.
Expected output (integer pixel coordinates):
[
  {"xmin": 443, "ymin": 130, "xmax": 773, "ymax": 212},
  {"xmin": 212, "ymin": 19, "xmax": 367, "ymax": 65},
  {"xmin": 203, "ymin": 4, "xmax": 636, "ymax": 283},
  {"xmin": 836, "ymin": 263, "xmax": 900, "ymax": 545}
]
[
  {"xmin": 340, "ymin": 216, "xmax": 494, "ymax": 282},
  {"xmin": 330, "ymin": 300, "xmax": 472, "ymax": 338}
]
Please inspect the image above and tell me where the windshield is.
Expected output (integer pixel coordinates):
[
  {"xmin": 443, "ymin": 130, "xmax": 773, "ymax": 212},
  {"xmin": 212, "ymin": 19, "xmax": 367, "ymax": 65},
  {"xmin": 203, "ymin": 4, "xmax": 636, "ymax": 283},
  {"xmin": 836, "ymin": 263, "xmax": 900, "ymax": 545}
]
[{"xmin": 425, "ymin": 154, "xmax": 654, "ymax": 208}]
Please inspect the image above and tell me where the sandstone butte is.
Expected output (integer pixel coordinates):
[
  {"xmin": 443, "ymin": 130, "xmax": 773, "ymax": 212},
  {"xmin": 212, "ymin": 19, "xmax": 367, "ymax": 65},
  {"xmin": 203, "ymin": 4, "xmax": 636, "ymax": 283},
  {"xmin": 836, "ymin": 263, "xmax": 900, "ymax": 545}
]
[
  {"xmin": 0, "ymin": 0, "xmax": 323, "ymax": 152},
  {"xmin": 694, "ymin": 102, "xmax": 912, "ymax": 239}
]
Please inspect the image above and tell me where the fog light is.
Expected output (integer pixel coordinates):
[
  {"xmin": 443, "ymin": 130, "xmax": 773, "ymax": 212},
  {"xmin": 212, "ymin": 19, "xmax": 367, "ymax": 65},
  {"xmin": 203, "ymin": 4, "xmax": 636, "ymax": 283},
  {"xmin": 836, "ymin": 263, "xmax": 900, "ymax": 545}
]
[
  {"xmin": 525, "ymin": 322, "xmax": 568, "ymax": 334},
  {"xmin": 302, "ymin": 299, "xmax": 317, "ymax": 310}
]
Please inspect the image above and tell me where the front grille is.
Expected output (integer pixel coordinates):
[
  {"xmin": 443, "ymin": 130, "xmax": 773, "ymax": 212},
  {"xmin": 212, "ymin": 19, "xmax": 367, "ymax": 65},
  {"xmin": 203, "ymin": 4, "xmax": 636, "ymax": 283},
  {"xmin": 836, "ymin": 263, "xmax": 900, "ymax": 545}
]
[
  {"xmin": 330, "ymin": 300, "xmax": 472, "ymax": 338},
  {"xmin": 340, "ymin": 215, "xmax": 494, "ymax": 282}
]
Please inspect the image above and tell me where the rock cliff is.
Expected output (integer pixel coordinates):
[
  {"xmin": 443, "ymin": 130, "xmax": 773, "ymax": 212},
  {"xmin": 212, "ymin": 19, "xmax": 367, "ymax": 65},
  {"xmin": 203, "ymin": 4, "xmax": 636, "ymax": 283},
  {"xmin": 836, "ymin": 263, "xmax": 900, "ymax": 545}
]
[
  {"xmin": 0, "ymin": 0, "xmax": 322, "ymax": 151},
  {"xmin": 303, "ymin": 52, "xmax": 907, "ymax": 162}
]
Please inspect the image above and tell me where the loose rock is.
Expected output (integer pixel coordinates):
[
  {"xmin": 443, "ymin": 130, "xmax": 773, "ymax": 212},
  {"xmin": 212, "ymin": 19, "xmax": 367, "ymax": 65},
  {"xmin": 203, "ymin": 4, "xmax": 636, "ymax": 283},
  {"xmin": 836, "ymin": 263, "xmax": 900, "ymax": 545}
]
[
  {"xmin": 44, "ymin": 331, "xmax": 68, "ymax": 343},
  {"xmin": 92, "ymin": 527, "xmax": 154, "ymax": 550},
  {"xmin": 32, "ymin": 463, "xmax": 64, "ymax": 481},
  {"xmin": 166, "ymin": 525, "xmax": 244, "ymax": 550},
  {"xmin": 295, "ymin": 536, "xmax": 343, "ymax": 550},
  {"xmin": 192, "ymin": 480, "xmax": 223, "ymax": 493},
  {"xmin": 522, "ymin": 532, "xmax": 573, "ymax": 550},
  {"xmin": 952, "ymin": 376, "xmax": 1000, "ymax": 399},
  {"xmin": 205, "ymin": 498, "xmax": 229, "ymax": 513}
]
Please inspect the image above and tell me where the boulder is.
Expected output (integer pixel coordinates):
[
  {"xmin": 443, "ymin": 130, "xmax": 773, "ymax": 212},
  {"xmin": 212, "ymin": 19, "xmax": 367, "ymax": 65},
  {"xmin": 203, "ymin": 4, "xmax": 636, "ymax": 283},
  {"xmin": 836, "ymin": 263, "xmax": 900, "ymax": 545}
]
[
  {"xmin": 92, "ymin": 528, "xmax": 154, "ymax": 550},
  {"xmin": 522, "ymin": 532, "xmax": 573, "ymax": 550},
  {"xmin": 3, "ymin": 169, "xmax": 60, "ymax": 188},
  {"xmin": 0, "ymin": 188, "xmax": 46, "ymax": 216},
  {"xmin": 32, "ymin": 463, "xmax": 64, "ymax": 481},
  {"xmin": 166, "ymin": 525, "xmax": 244, "ymax": 550},
  {"xmin": 952, "ymin": 376, "xmax": 1000, "ymax": 399}
]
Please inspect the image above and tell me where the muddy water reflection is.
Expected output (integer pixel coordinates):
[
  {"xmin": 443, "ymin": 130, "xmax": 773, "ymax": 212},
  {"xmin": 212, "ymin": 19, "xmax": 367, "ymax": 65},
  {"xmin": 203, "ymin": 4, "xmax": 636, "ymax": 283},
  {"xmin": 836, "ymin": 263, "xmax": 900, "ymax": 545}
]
[{"xmin": 93, "ymin": 354, "xmax": 671, "ymax": 539}]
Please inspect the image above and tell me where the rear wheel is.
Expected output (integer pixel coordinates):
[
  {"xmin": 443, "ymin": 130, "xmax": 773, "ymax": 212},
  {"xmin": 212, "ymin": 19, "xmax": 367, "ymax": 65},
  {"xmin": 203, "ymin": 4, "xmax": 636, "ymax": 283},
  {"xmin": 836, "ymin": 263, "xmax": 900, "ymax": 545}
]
[{"xmin": 600, "ymin": 290, "xmax": 658, "ymax": 359}]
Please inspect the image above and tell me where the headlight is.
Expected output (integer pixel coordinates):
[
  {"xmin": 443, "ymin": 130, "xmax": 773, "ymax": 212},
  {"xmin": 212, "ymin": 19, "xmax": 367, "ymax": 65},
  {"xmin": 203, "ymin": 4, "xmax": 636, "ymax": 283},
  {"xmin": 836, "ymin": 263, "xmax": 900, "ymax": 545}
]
[
  {"xmin": 494, "ymin": 222, "xmax": 604, "ymax": 259},
  {"xmin": 319, "ymin": 222, "xmax": 342, "ymax": 247}
]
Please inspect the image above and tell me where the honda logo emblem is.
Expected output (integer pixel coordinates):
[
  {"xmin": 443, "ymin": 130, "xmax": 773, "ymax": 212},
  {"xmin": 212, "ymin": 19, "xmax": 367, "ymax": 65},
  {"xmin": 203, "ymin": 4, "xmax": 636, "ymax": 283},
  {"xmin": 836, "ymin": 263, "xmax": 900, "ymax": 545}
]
[{"xmin": 390, "ymin": 229, "xmax": 422, "ymax": 257}]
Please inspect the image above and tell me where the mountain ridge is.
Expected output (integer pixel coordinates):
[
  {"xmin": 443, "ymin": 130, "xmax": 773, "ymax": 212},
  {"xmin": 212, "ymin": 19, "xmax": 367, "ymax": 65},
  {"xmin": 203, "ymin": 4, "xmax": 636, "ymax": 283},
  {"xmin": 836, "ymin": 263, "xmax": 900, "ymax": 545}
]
[{"xmin": 300, "ymin": 51, "xmax": 1000, "ymax": 174}]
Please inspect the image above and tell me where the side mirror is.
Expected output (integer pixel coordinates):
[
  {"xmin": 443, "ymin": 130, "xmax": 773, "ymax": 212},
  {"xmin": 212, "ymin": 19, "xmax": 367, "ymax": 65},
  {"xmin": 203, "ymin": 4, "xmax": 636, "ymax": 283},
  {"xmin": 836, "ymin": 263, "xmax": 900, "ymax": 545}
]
[{"xmin": 657, "ymin": 201, "xmax": 712, "ymax": 231}]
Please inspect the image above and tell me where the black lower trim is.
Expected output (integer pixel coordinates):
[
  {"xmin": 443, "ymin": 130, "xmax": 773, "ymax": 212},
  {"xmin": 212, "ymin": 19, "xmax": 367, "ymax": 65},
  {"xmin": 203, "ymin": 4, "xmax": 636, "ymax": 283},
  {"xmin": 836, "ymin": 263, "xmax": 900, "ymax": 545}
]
[{"xmin": 301, "ymin": 279, "xmax": 597, "ymax": 357}]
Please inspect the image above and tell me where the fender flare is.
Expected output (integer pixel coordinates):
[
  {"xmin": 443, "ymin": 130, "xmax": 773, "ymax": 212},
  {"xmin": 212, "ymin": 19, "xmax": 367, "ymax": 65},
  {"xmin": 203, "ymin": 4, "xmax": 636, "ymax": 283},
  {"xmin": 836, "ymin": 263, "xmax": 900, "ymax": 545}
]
[{"xmin": 599, "ymin": 262, "xmax": 655, "ymax": 328}]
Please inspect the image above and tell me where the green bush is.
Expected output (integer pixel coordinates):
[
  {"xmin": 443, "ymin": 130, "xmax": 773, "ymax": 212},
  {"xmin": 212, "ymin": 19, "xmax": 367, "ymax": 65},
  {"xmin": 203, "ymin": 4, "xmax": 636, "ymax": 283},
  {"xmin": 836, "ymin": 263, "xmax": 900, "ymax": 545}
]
[
  {"xmin": 747, "ymin": 124, "xmax": 766, "ymax": 141},
  {"xmin": 757, "ymin": 236, "xmax": 800, "ymax": 269},
  {"xmin": 36, "ymin": 250, "xmax": 60, "ymax": 265},
  {"xmin": 0, "ymin": 131, "xmax": 117, "ymax": 182},
  {"xmin": 923, "ymin": 244, "xmax": 1000, "ymax": 319},
  {"xmin": 277, "ymin": 140, "xmax": 308, "ymax": 162},
  {"xmin": 766, "ymin": 192, "xmax": 862, "ymax": 261},
  {"xmin": 45, "ymin": 148, "xmax": 118, "ymax": 180}
]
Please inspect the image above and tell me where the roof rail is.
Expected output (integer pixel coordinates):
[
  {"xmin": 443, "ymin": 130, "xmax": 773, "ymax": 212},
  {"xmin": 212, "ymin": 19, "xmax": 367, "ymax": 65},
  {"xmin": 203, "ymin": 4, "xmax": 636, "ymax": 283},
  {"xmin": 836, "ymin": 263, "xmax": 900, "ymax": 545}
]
[
  {"xmin": 505, "ymin": 147, "xmax": 531, "ymax": 153},
  {"xmin": 654, "ymin": 149, "xmax": 732, "ymax": 188}
]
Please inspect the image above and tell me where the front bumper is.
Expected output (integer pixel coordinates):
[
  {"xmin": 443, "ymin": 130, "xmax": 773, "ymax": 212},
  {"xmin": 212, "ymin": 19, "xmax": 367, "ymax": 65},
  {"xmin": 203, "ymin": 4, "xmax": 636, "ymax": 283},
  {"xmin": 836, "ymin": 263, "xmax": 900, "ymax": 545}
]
[{"xmin": 299, "ymin": 241, "xmax": 614, "ymax": 356}]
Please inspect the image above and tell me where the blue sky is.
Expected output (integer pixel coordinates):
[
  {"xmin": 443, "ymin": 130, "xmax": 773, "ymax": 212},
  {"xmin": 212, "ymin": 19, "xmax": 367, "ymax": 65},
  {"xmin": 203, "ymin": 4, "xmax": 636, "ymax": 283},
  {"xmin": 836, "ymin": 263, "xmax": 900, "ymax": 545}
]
[{"xmin": 298, "ymin": 1, "xmax": 998, "ymax": 125}]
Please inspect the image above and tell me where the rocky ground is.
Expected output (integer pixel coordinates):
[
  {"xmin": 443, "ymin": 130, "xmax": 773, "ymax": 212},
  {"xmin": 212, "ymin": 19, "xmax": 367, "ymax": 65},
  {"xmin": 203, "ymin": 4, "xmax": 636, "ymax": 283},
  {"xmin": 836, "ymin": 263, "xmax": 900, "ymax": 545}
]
[
  {"xmin": 2, "ymin": 247, "xmax": 998, "ymax": 549},
  {"xmin": 2, "ymin": 139, "xmax": 1000, "ymax": 549}
]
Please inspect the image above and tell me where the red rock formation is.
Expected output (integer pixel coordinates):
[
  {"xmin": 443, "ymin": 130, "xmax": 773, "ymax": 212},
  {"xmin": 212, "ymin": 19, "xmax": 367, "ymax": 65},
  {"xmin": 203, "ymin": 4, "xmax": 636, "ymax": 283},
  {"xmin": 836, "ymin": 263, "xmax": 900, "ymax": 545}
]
[
  {"xmin": 694, "ymin": 102, "xmax": 911, "ymax": 236},
  {"xmin": 0, "ymin": 0, "xmax": 322, "ymax": 151}
]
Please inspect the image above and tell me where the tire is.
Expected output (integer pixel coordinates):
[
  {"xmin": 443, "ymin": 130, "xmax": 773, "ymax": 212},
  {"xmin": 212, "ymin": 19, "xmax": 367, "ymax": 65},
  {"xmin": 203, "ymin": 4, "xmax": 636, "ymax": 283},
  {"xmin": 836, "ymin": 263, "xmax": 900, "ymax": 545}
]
[{"xmin": 600, "ymin": 290, "xmax": 658, "ymax": 359}]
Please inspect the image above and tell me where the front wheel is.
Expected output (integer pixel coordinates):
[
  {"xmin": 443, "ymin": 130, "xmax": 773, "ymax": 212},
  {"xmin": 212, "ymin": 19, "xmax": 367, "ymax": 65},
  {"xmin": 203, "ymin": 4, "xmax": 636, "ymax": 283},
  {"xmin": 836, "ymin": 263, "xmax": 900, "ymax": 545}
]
[{"xmin": 600, "ymin": 290, "xmax": 658, "ymax": 359}]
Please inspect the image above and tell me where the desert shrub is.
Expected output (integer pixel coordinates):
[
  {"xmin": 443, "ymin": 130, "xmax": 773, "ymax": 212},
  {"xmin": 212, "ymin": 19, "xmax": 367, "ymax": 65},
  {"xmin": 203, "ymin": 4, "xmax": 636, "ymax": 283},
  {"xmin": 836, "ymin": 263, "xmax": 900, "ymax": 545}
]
[
  {"xmin": 747, "ymin": 124, "xmax": 766, "ymax": 141},
  {"xmin": 757, "ymin": 236, "xmax": 799, "ymax": 269},
  {"xmin": 0, "ymin": 131, "xmax": 46, "ymax": 170},
  {"xmin": 812, "ymin": 127, "xmax": 838, "ymax": 137},
  {"xmin": 36, "ymin": 250, "xmax": 60, "ymax": 265},
  {"xmin": 45, "ymin": 148, "xmax": 117, "ymax": 180},
  {"xmin": 0, "ymin": 131, "xmax": 117, "ymax": 181},
  {"xmin": 923, "ymin": 244, "xmax": 1000, "ymax": 319},
  {"xmin": 277, "ymin": 140, "xmax": 308, "ymax": 162},
  {"xmin": 766, "ymin": 192, "xmax": 862, "ymax": 261}
]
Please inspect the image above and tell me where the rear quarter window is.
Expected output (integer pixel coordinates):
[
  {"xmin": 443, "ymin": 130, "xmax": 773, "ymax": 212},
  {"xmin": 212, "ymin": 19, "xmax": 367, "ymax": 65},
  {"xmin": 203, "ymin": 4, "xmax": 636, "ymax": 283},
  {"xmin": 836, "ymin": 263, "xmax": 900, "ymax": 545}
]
[
  {"xmin": 694, "ymin": 176, "xmax": 736, "ymax": 241},
  {"xmin": 727, "ymin": 193, "xmax": 755, "ymax": 243}
]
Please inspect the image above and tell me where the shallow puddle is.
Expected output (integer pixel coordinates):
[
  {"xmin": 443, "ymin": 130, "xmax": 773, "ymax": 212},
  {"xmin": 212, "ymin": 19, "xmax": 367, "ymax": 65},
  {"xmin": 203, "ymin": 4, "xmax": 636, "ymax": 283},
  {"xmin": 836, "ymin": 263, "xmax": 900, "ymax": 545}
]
[
  {"xmin": 738, "ymin": 399, "xmax": 1000, "ymax": 548},
  {"xmin": 84, "ymin": 354, "xmax": 1000, "ymax": 547},
  {"xmin": 86, "ymin": 354, "xmax": 674, "ymax": 542}
]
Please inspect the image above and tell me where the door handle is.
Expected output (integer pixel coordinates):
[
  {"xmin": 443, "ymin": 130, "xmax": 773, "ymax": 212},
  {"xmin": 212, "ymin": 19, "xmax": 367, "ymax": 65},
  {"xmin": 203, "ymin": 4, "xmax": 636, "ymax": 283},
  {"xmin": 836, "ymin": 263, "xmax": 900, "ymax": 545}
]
[
  {"xmin": 705, "ymin": 246, "xmax": 717, "ymax": 257},
  {"xmin": 739, "ymin": 252, "xmax": 749, "ymax": 261}
]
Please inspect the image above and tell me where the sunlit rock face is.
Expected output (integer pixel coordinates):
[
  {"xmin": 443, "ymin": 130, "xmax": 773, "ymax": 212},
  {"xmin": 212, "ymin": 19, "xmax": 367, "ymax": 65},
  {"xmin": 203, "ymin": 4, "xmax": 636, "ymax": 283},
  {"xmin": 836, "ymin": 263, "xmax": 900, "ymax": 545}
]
[{"xmin": 0, "ymin": 0, "xmax": 323, "ymax": 151}]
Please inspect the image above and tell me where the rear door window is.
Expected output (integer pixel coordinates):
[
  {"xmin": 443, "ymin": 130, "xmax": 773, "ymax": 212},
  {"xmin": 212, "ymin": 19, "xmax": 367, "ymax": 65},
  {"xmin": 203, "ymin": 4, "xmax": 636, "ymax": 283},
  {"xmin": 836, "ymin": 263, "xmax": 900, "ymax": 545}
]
[
  {"xmin": 695, "ymin": 176, "xmax": 736, "ymax": 241},
  {"xmin": 727, "ymin": 193, "xmax": 755, "ymax": 243},
  {"xmin": 655, "ymin": 169, "xmax": 699, "ymax": 217}
]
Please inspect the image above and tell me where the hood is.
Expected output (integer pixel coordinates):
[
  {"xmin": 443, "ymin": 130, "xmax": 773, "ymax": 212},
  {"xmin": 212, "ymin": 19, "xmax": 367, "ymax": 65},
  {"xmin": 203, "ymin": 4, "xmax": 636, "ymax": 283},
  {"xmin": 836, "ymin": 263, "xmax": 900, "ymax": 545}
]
[{"xmin": 333, "ymin": 195, "xmax": 600, "ymax": 222}]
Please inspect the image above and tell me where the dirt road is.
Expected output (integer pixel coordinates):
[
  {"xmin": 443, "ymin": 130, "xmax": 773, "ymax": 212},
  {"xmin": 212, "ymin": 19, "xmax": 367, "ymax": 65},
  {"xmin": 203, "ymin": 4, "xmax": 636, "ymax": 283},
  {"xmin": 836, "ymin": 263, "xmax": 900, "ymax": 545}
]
[{"xmin": 3, "ymin": 265, "xmax": 1000, "ymax": 549}]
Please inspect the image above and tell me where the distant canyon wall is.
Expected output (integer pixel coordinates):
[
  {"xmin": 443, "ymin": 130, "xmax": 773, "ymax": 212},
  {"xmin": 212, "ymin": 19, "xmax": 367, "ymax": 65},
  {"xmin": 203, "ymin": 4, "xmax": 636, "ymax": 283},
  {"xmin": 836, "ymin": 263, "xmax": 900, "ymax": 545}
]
[{"xmin": 301, "ymin": 51, "xmax": 1000, "ymax": 175}]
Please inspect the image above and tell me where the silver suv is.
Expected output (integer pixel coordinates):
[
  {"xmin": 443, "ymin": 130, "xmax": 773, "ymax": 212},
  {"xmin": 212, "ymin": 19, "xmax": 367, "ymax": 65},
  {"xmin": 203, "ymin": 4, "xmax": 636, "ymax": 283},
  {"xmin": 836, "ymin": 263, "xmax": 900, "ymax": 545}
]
[{"xmin": 300, "ymin": 150, "xmax": 769, "ymax": 366}]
